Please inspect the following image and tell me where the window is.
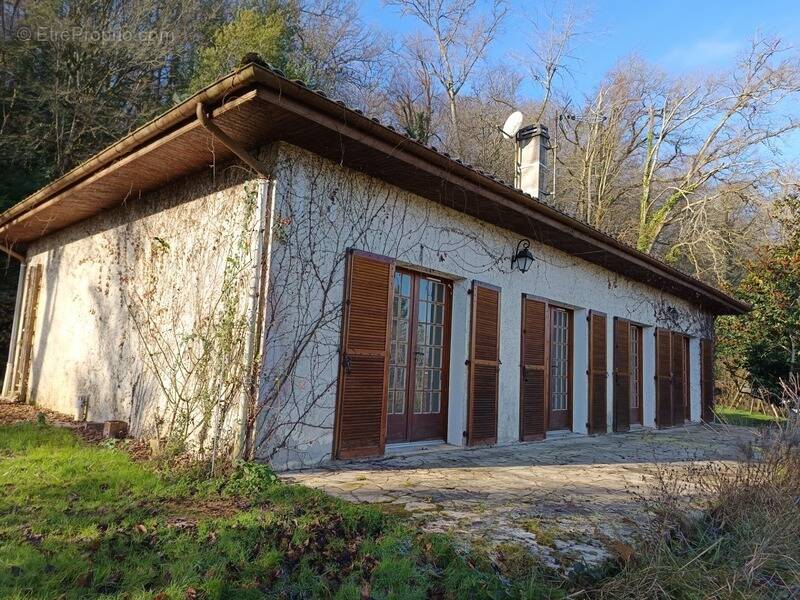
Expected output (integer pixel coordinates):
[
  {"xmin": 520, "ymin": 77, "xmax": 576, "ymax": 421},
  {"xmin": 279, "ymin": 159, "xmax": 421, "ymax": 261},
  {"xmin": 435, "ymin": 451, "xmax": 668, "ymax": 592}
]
[
  {"xmin": 630, "ymin": 326, "xmax": 641, "ymax": 410},
  {"xmin": 414, "ymin": 278, "xmax": 446, "ymax": 414},
  {"xmin": 550, "ymin": 307, "xmax": 570, "ymax": 412},
  {"xmin": 388, "ymin": 272, "xmax": 412, "ymax": 415}
]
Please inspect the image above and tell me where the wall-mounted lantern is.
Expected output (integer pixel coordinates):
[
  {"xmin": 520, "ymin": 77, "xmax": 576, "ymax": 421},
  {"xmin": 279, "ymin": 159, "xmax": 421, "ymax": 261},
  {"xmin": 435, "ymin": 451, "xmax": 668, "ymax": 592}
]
[{"xmin": 512, "ymin": 239, "xmax": 534, "ymax": 273}]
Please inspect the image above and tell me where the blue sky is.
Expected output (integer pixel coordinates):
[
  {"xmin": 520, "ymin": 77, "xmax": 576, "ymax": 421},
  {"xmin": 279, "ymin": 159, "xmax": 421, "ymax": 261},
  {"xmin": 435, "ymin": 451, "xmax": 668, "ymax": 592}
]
[{"xmin": 360, "ymin": 0, "xmax": 800, "ymax": 101}]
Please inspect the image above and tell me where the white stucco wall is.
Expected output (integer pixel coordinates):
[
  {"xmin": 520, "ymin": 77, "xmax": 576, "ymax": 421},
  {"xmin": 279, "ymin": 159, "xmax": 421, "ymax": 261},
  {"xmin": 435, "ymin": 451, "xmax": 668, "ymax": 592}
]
[
  {"xmin": 22, "ymin": 166, "xmax": 261, "ymax": 451},
  {"xmin": 14, "ymin": 138, "xmax": 713, "ymax": 469},
  {"xmin": 258, "ymin": 143, "xmax": 714, "ymax": 470}
]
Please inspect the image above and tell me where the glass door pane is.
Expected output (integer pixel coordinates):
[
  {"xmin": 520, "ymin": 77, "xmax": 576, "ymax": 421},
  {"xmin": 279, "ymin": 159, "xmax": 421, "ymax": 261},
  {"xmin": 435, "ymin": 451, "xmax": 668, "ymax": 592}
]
[
  {"xmin": 630, "ymin": 327, "xmax": 640, "ymax": 409},
  {"xmin": 414, "ymin": 278, "xmax": 446, "ymax": 415},
  {"xmin": 388, "ymin": 272, "xmax": 412, "ymax": 415},
  {"xmin": 550, "ymin": 308, "xmax": 569, "ymax": 411}
]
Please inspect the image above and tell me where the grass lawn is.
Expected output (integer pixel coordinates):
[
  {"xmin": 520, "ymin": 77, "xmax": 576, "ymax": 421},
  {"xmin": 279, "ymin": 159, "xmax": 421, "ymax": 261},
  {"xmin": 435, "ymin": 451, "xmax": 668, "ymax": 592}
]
[
  {"xmin": 714, "ymin": 406, "xmax": 784, "ymax": 427},
  {"xmin": 0, "ymin": 421, "xmax": 565, "ymax": 599}
]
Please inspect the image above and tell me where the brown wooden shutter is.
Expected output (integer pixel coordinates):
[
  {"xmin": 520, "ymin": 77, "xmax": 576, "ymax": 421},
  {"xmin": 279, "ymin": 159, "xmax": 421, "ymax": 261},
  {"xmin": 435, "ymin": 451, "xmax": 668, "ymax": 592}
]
[
  {"xmin": 520, "ymin": 297, "xmax": 547, "ymax": 441},
  {"xmin": 671, "ymin": 333, "xmax": 686, "ymax": 426},
  {"xmin": 655, "ymin": 328, "xmax": 673, "ymax": 428},
  {"xmin": 15, "ymin": 264, "xmax": 43, "ymax": 403},
  {"xmin": 468, "ymin": 281, "xmax": 500, "ymax": 445},
  {"xmin": 333, "ymin": 250, "xmax": 394, "ymax": 459},
  {"xmin": 588, "ymin": 311, "xmax": 607, "ymax": 435},
  {"xmin": 700, "ymin": 338, "xmax": 715, "ymax": 422},
  {"xmin": 612, "ymin": 318, "xmax": 631, "ymax": 433}
]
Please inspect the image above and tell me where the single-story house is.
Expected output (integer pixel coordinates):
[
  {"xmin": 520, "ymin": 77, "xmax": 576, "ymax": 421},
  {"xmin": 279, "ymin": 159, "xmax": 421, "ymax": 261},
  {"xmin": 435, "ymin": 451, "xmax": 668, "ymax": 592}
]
[{"xmin": 0, "ymin": 62, "xmax": 748, "ymax": 470}]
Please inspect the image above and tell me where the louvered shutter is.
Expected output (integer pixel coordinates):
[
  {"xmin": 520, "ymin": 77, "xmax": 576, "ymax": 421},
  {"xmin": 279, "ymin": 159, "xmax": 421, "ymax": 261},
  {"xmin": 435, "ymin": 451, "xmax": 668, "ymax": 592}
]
[
  {"xmin": 655, "ymin": 329, "xmax": 673, "ymax": 428},
  {"xmin": 334, "ymin": 250, "xmax": 394, "ymax": 459},
  {"xmin": 520, "ymin": 297, "xmax": 547, "ymax": 441},
  {"xmin": 701, "ymin": 338, "xmax": 715, "ymax": 422},
  {"xmin": 15, "ymin": 264, "xmax": 43, "ymax": 402},
  {"xmin": 671, "ymin": 333, "xmax": 686, "ymax": 426},
  {"xmin": 468, "ymin": 281, "xmax": 500, "ymax": 445},
  {"xmin": 588, "ymin": 312, "xmax": 607, "ymax": 435},
  {"xmin": 613, "ymin": 318, "xmax": 631, "ymax": 433}
]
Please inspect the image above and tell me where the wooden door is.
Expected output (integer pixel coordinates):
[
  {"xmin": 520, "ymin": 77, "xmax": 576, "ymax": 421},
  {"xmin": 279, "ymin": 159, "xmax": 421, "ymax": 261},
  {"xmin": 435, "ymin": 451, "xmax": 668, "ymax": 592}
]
[
  {"xmin": 548, "ymin": 306, "xmax": 572, "ymax": 430},
  {"xmin": 387, "ymin": 270, "xmax": 451, "ymax": 443},
  {"xmin": 588, "ymin": 311, "xmax": 607, "ymax": 434},
  {"xmin": 520, "ymin": 297, "xmax": 547, "ymax": 440},
  {"xmin": 655, "ymin": 328, "xmax": 673, "ymax": 428},
  {"xmin": 629, "ymin": 325, "xmax": 643, "ymax": 425},
  {"xmin": 613, "ymin": 318, "xmax": 631, "ymax": 432},
  {"xmin": 334, "ymin": 251, "xmax": 394, "ymax": 459},
  {"xmin": 671, "ymin": 333, "xmax": 686, "ymax": 426},
  {"xmin": 467, "ymin": 281, "xmax": 500, "ymax": 445},
  {"xmin": 701, "ymin": 338, "xmax": 715, "ymax": 422},
  {"xmin": 14, "ymin": 264, "xmax": 42, "ymax": 403}
]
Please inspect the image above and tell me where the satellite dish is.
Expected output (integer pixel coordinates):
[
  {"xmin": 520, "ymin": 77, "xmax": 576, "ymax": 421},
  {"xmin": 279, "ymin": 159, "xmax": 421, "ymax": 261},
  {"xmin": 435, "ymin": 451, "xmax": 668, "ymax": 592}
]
[{"xmin": 500, "ymin": 110, "xmax": 524, "ymax": 140}]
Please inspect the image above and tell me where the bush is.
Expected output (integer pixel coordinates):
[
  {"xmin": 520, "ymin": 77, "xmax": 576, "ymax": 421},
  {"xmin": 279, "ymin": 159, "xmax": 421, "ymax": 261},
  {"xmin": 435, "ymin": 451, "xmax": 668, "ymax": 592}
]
[
  {"xmin": 222, "ymin": 460, "xmax": 278, "ymax": 497},
  {"xmin": 717, "ymin": 196, "xmax": 800, "ymax": 403},
  {"xmin": 595, "ymin": 414, "xmax": 800, "ymax": 599}
]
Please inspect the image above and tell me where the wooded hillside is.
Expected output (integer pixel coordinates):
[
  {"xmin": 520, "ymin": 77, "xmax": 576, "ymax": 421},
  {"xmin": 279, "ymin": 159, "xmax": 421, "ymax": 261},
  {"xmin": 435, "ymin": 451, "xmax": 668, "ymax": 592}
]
[{"xmin": 2, "ymin": 0, "xmax": 799, "ymax": 401}]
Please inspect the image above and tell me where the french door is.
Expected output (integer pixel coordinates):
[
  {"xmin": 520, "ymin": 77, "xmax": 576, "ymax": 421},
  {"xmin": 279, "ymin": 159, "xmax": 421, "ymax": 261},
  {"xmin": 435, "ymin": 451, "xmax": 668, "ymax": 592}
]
[
  {"xmin": 629, "ymin": 325, "xmax": 643, "ymax": 425},
  {"xmin": 386, "ymin": 270, "xmax": 451, "ymax": 443},
  {"xmin": 548, "ymin": 306, "xmax": 572, "ymax": 430}
]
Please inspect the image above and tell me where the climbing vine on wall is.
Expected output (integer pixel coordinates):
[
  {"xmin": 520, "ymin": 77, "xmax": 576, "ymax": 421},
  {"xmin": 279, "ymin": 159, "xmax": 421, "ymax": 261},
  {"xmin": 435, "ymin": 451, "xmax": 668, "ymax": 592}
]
[{"xmin": 121, "ymin": 176, "xmax": 259, "ymax": 468}]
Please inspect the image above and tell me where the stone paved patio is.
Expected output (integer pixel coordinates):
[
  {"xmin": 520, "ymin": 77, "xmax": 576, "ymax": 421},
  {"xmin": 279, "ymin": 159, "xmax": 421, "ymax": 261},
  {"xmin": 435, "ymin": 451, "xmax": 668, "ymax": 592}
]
[{"xmin": 283, "ymin": 423, "xmax": 756, "ymax": 569}]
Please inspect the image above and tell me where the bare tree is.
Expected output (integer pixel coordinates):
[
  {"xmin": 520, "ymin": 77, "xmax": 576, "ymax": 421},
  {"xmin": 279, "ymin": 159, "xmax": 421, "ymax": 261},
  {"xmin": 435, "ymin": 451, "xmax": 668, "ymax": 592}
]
[
  {"xmin": 385, "ymin": 0, "xmax": 507, "ymax": 156},
  {"xmin": 521, "ymin": 2, "xmax": 589, "ymax": 122},
  {"xmin": 295, "ymin": 0, "xmax": 390, "ymax": 111},
  {"xmin": 555, "ymin": 58, "xmax": 655, "ymax": 233},
  {"xmin": 554, "ymin": 38, "xmax": 800, "ymax": 284},
  {"xmin": 386, "ymin": 48, "xmax": 440, "ymax": 144},
  {"xmin": 635, "ymin": 37, "xmax": 800, "ymax": 254}
]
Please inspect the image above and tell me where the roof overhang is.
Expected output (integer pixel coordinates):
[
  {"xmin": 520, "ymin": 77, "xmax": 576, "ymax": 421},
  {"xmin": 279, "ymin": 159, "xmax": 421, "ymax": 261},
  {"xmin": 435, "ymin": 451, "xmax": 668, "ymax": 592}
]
[{"xmin": 0, "ymin": 63, "xmax": 749, "ymax": 316}]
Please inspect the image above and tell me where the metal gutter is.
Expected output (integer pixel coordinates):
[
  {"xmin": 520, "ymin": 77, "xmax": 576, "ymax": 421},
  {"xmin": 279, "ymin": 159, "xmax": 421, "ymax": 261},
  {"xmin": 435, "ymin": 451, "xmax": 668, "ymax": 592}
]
[{"xmin": 195, "ymin": 101, "xmax": 273, "ymax": 459}]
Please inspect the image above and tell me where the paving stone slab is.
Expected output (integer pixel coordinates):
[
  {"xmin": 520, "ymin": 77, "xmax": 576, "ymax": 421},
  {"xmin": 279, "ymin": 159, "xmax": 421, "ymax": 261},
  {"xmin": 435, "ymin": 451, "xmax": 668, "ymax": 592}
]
[{"xmin": 283, "ymin": 424, "xmax": 755, "ymax": 569}]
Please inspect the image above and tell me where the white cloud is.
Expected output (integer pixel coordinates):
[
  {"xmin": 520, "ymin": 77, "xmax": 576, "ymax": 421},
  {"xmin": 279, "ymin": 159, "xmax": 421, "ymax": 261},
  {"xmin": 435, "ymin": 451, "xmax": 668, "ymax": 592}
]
[{"xmin": 663, "ymin": 35, "xmax": 741, "ymax": 69}]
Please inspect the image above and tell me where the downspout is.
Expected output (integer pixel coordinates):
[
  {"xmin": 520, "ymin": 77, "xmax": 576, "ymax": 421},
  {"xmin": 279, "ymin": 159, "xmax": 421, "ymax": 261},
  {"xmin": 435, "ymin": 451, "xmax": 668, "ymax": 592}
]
[
  {"xmin": 240, "ymin": 179, "xmax": 275, "ymax": 459},
  {"xmin": 1, "ymin": 246, "xmax": 26, "ymax": 397},
  {"xmin": 195, "ymin": 102, "xmax": 274, "ymax": 459}
]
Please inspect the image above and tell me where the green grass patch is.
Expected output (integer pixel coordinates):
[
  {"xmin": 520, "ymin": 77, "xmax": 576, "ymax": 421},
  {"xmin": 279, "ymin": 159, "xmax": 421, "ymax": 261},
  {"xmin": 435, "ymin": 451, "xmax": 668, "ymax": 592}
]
[
  {"xmin": 519, "ymin": 519, "xmax": 560, "ymax": 548},
  {"xmin": 0, "ymin": 422, "xmax": 565, "ymax": 599},
  {"xmin": 715, "ymin": 406, "xmax": 784, "ymax": 427}
]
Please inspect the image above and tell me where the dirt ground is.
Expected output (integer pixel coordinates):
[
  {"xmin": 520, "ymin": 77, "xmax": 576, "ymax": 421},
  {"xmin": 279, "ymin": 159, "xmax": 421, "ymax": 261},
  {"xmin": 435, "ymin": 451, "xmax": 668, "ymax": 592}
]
[
  {"xmin": 0, "ymin": 400, "xmax": 72, "ymax": 426},
  {"xmin": 283, "ymin": 424, "xmax": 757, "ymax": 570},
  {"xmin": 0, "ymin": 400, "xmax": 145, "ymax": 449}
]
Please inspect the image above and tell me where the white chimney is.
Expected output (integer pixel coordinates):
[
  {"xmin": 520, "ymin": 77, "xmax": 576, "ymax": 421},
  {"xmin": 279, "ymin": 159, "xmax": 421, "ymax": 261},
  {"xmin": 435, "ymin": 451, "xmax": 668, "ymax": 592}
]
[{"xmin": 514, "ymin": 124, "xmax": 550, "ymax": 199}]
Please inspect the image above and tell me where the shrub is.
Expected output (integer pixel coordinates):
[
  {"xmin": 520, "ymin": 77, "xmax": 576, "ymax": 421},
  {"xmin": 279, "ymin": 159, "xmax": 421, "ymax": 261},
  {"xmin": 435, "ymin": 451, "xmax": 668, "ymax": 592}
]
[{"xmin": 595, "ymin": 414, "xmax": 800, "ymax": 599}]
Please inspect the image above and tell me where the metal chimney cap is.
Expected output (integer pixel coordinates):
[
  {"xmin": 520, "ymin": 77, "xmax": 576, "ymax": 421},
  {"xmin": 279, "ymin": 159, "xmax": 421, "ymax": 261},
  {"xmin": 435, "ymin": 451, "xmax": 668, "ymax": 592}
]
[{"xmin": 516, "ymin": 124, "xmax": 549, "ymax": 141}]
